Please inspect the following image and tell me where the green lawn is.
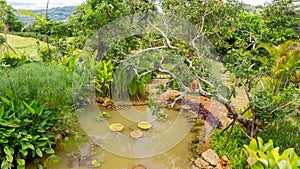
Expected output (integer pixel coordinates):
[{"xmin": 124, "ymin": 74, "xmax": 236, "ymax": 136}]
[{"xmin": 0, "ymin": 33, "xmax": 46, "ymax": 56}]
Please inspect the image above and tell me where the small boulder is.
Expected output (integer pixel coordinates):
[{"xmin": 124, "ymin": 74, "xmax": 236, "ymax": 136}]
[
  {"xmin": 194, "ymin": 157, "xmax": 210, "ymax": 169},
  {"xmin": 201, "ymin": 149, "xmax": 220, "ymax": 166}
]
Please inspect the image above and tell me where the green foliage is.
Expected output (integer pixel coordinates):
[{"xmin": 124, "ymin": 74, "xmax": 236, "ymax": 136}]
[
  {"xmin": 73, "ymin": 51, "xmax": 98, "ymax": 106},
  {"xmin": 129, "ymin": 74, "xmax": 152, "ymax": 100},
  {"xmin": 148, "ymin": 96, "xmax": 161, "ymax": 117},
  {"xmin": 0, "ymin": 52, "xmax": 35, "ymax": 68},
  {"xmin": 243, "ymin": 136, "xmax": 300, "ymax": 169},
  {"xmin": 162, "ymin": 0, "xmax": 242, "ymax": 39},
  {"xmin": 0, "ymin": 96, "xmax": 58, "ymax": 169},
  {"xmin": 18, "ymin": 10, "xmax": 48, "ymax": 33},
  {"xmin": 257, "ymin": 41, "xmax": 300, "ymax": 90},
  {"xmin": 210, "ymin": 125, "xmax": 248, "ymax": 168},
  {"xmin": 0, "ymin": 63, "xmax": 72, "ymax": 109},
  {"xmin": 205, "ymin": 1, "xmax": 299, "ymax": 132},
  {"xmin": 36, "ymin": 36, "xmax": 82, "ymax": 63},
  {"xmin": 258, "ymin": 117, "xmax": 300, "ymax": 155},
  {"xmin": 0, "ymin": 61, "xmax": 78, "ymax": 168},
  {"xmin": 68, "ymin": 0, "xmax": 156, "ymax": 37},
  {"xmin": 94, "ymin": 112, "xmax": 112, "ymax": 122},
  {"xmin": 18, "ymin": 9, "xmax": 54, "ymax": 61},
  {"xmin": 261, "ymin": 0, "xmax": 299, "ymax": 45},
  {"xmin": 0, "ymin": 34, "xmax": 5, "ymax": 45},
  {"xmin": 94, "ymin": 60, "xmax": 114, "ymax": 98},
  {"xmin": 8, "ymin": 31, "xmax": 48, "ymax": 42},
  {"xmin": 112, "ymin": 65, "xmax": 153, "ymax": 101},
  {"xmin": 250, "ymin": 41, "xmax": 300, "ymax": 124},
  {"xmin": 0, "ymin": 1, "xmax": 23, "ymax": 32},
  {"xmin": 252, "ymin": 86, "xmax": 298, "ymax": 125},
  {"xmin": 43, "ymin": 155, "xmax": 61, "ymax": 168}
]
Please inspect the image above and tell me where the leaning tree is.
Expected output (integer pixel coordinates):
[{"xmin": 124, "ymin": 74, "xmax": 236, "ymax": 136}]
[{"xmin": 74, "ymin": 0, "xmax": 299, "ymax": 141}]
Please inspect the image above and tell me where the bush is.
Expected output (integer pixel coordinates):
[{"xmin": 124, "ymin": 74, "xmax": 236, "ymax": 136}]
[
  {"xmin": 0, "ymin": 34, "xmax": 5, "ymax": 45},
  {"xmin": 210, "ymin": 125, "xmax": 249, "ymax": 168},
  {"xmin": 243, "ymin": 137, "xmax": 299, "ymax": 169},
  {"xmin": 94, "ymin": 60, "xmax": 114, "ymax": 98},
  {"xmin": 0, "ymin": 96, "xmax": 59, "ymax": 169},
  {"xmin": 0, "ymin": 62, "xmax": 77, "ymax": 168},
  {"xmin": 0, "ymin": 52, "xmax": 36, "ymax": 68},
  {"xmin": 0, "ymin": 63, "xmax": 72, "ymax": 109},
  {"xmin": 258, "ymin": 117, "xmax": 300, "ymax": 155}
]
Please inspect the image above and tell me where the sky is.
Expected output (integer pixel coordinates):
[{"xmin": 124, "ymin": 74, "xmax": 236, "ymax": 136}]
[
  {"xmin": 6, "ymin": 0, "xmax": 86, "ymax": 9},
  {"xmin": 242, "ymin": 0, "xmax": 271, "ymax": 6},
  {"xmin": 6, "ymin": 0, "xmax": 271, "ymax": 10}
]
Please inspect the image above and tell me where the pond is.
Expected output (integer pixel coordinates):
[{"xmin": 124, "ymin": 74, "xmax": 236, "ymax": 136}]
[
  {"xmin": 28, "ymin": 105, "xmax": 200, "ymax": 169},
  {"xmin": 26, "ymin": 74, "xmax": 249, "ymax": 169}
]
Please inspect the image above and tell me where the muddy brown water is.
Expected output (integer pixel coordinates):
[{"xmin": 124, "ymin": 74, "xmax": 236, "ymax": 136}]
[
  {"xmin": 26, "ymin": 74, "xmax": 249, "ymax": 169},
  {"xmin": 27, "ymin": 105, "xmax": 198, "ymax": 169}
]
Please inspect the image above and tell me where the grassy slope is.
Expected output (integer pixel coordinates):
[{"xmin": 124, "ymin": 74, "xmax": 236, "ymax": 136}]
[{"xmin": 0, "ymin": 33, "xmax": 46, "ymax": 56}]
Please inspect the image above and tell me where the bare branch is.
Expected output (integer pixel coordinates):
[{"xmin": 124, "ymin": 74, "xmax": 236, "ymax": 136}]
[
  {"xmin": 237, "ymin": 125, "xmax": 251, "ymax": 140},
  {"xmin": 170, "ymin": 92, "xmax": 186, "ymax": 107},
  {"xmin": 185, "ymin": 57, "xmax": 194, "ymax": 68},
  {"xmin": 197, "ymin": 81, "xmax": 213, "ymax": 97},
  {"xmin": 192, "ymin": 8, "xmax": 208, "ymax": 58},
  {"xmin": 214, "ymin": 93, "xmax": 252, "ymax": 127},
  {"xmin": 269, "ymin": 101, "xmax": 293, "ymax": 115},
  {"xmin": 196, "ymin": 75, "xmax": 215, "ymax": 88},
  {"xmin": 147, "ymin": 19, "xmax": 182, "ymax": 51},
  {"xmin": 241, "ymin": 106, "xmax": 251, "ymax": 115},
  {"xmin": 137, "ymin": 69, "xmax": 157, "ymax": 79},
  {"xmin": 198, "ymin": 7, "xmax": 208, "ymax": 34},
  {"xmin": 157, "ymin": 68, "xmax": 177, "ymax": 80},
  {"xmin": 245, "ymin": 74, "xmax": 259, "ymax": 102},
  {"xmin": 247, "ymin": 63, "xmax": 255, "ymax": 71}
]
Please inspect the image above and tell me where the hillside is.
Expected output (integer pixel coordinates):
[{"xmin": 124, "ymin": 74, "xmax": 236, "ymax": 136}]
[
  {"xmin": 0, "ymin": 33, "xmax": 46, "ymax": 56},
  {"xmin": 18, "ymin": 6, "xmax": 75, "ymax": 23}
]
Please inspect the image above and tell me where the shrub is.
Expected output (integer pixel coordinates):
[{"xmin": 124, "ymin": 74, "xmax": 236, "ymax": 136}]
[
  {"xmin": 0, "ymin": 52, "xmax": 36, "ymax": 68},
  {"xmin": 258, "ymin": 117, "xmax": 300, "ymax": 155},
  {"xmin": 0, "ymin": 63, "xmax": 72, "ymax": 109},
  {"xmin": 0, "ymin": 63, "xmax": 77, "ymax": 168},
  {"xmin": 0, "ymin": 95, "xmax": 59, "ymax": 169},
  {"xmin": 94, "ymin": 60, "xmax": 114, "ymax": 98},
  {"xmin": 210, "ymin": 125, "xmax": 249, "ymax": 168},
  {"xmin": 129, "ymin": 74, "xmax": 152, "ymax": 100},
  {"xmin": 0, "ymin": 34, "xmax": 5, "ymax": 45},
  {"xmin": 243, "ymin": 137, "xmax": 300, "ymax": 169}
]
